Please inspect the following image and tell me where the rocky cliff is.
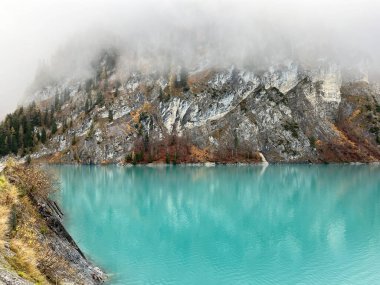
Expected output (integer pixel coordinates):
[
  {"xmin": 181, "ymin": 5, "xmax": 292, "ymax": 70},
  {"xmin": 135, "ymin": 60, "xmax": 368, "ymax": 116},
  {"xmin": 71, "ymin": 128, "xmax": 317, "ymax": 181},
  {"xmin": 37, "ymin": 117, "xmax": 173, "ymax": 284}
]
[
  {"xmin": 4, "ymin": 51, "xmax": 380, "ymax": 164},
  {"xmin": 0, "ymin": 161, "xmax": 105, "ymax": 284}
]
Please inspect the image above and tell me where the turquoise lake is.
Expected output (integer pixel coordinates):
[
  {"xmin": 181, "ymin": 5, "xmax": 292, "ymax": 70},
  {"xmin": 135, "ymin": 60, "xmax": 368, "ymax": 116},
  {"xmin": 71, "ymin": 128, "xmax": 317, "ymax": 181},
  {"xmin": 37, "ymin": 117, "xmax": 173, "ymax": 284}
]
[{"xmin": 51, "ymin": 164, "xmax": 380, "ymax": 285}]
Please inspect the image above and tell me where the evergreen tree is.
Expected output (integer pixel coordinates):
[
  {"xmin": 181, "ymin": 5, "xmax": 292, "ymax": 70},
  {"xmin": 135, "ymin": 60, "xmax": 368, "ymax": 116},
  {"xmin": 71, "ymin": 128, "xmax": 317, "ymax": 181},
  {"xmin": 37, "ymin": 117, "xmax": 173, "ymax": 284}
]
[
  {"xmin": 54, "ymin": 93, "xmax": 60, "ymax": 110},
  {"xmin": 11, "ymin": 115, "xmax": 20, "ymax": 138},
  {"xmin": 3, "ymin": 136, "xmax": 9, "ymax": 155},
  {"xmin": 108, "ymin": 109, "xmax": 113, "ymax": 122},
  {"xmin": 50, "ymin": 106, "xmax": 55, "ymax": 119},
  {"xmin": 18, "ymin": 125, "xmax": 24, "ymax": 149},
  {"xmin": 96, "ymin": 91, "xmax": 104, "ymax": 106},
  {"xmin": 41, "ymin": 128, "xmax": 47, "ymax": 143},
  {"xmin": 31, "ymin": 109, "xmax": 41, "ymax": 126},
  {"xmin": 17, "ymin": 106, "xmax": 24, "ymax": 116},
  {"xmin": 62, "ymin": 119, "xmax": 68, "ymax": 132},
  {"xmin": 51, "ymin": 119, "xmax": 57, "ymax": 135},
  {"xmin": 85, "ymin": 99, "xmax": 90, "ymax": 113},
  {"xmin": 24, "ymin": 121, "xmax": 33, "ymax": 148},
  {"xmin": 43, "ymin": 109, "xmax": 49, "ymax": 127},
  {"xmin": 21, "ymin": 115, "xmax": 27, "ymax": 135},
  {"xmin": 85, "ymin": 79, "xmax": 92, "ymax": 92},
  {"xmin": 0, "ymin": 103, "xmax": 50, "ymax": 156},
  {"xmin": 63, "ymin": 89, "xmax": 70, "ymax": 102},
  {"xmin": 9, "ymin": 128, "xmax": 17, "ymax": 154},
  {"xmin": 72, "ymin": 133, "xmax": 77, "ymax": 145},
  {"xmin": 0, "ymin": 128, "xmax": 9, "ymax": 155}
]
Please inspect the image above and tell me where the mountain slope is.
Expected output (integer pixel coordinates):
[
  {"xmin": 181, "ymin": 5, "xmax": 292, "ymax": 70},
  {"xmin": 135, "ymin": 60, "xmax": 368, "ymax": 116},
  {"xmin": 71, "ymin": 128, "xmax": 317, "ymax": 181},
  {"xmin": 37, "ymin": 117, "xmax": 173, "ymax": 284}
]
[{"xmin": 2, "ymin": 52, "xmax": 380, "ymax": 164}]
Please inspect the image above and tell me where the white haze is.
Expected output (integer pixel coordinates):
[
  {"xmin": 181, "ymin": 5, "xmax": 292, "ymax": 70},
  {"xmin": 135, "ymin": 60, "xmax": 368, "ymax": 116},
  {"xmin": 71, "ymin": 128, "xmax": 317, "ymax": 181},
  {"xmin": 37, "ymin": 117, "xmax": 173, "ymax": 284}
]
[{"xmin": 1, "ymin": 0, "xmax": 380, "ymax": 119}]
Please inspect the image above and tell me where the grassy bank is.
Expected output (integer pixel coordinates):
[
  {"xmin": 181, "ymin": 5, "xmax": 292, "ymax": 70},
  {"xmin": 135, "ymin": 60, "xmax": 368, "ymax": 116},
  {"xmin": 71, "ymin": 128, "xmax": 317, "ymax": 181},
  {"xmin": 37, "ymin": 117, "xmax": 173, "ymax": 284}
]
[{"xmin": 0, "ymin": 160, "xmax": 104, "ymax": 284}]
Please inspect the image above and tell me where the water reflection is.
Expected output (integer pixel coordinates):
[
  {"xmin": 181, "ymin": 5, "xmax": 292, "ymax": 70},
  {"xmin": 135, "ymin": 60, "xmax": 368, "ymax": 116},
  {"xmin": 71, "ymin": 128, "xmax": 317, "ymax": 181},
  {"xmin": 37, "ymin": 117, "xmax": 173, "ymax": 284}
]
[{"xmin": 51, "ymin": 164, "xmax": 380, "ymax": 285}]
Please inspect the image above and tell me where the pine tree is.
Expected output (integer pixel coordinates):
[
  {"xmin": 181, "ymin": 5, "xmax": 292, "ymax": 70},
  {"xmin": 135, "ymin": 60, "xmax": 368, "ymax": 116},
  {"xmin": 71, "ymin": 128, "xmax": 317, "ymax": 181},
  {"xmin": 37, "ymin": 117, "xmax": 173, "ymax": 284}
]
[
  {"xmin": 96, "ymin": 91, "xmax": 104, "ymax": 106},
  {"xmin": 43, "ymin": 109, "xmax": 49, "ymax": 127},
  {"xmin": 54, "ymin": 93, "xmax": 60, "ymax": 110},
  {"xmin": 51, "ymin": 119, "xmax": 57, "ymax": 135},
  {"xmin": 108, "ymin": 109, "xmax": 113, "ymax": 122},
  {"xmin": 21, "ymin": 115, "xmax": 27, "ymax": 136},
  {"xmin": 3, "ymin": 136, "xmax": 9, "ymax": 155},
  {"xmin": 0, "ymin": 128, "xmax": 9, "ymax": 155},
  {"xmin": 18, "ymin": 125, "xmax": 24, "ymax": 149},
  {"xmin": 41, "ymin": 128, "xmax": 47, "ymax": 143},
  {"xmin": 24, "ymin": 121, "xmax": 33, "ymax": 148},
  {"xmin": 85, "ymin": 99, "xmax": 90, "ymax": 113},
  {"xmin": 50, "ymin": 106, "xmax": 55, "ymax": 119},
  {"xmin": 85, "ymin": 79, "xmax": 92, "ymax": 92},
  {"xmin": 64, "ymin": 89, "xmax": 70, "ymax": 102},
  {"xmin": 62, "ymin": 119, "xmax": 68, "ymax": 132},
  {"xmin": 9, "ymin": 128, "xmax": 17, "ymax": 154},
  {"xmin": 32, "ymin": 109, "xmax": 41, "ymax": 126},
  {"xmin": 72, "ymin": 132, "xmax": 77, "ymax": 145}
]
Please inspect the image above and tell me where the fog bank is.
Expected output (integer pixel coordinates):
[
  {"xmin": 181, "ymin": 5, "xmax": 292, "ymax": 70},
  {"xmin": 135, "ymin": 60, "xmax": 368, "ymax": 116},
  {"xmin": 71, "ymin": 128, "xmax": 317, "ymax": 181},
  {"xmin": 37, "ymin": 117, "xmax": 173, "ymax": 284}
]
[{"xmin": 1, "ymin": 0, "xmax": 379, "ymax": 118}]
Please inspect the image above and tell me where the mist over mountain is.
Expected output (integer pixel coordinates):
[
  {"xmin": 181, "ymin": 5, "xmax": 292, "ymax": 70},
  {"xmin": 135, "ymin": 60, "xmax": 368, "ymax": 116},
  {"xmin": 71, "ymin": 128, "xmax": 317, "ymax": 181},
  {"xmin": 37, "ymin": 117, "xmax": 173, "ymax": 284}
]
[{"xmin": 1, "ymin": 0, "xmax": 379, "ymax": 112}]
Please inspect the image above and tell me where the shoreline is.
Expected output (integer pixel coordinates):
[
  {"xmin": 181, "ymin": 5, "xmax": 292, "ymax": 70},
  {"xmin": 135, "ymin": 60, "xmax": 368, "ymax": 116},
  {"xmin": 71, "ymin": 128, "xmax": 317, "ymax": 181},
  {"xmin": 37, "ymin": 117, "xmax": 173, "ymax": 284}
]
[
  {"xmin": 3, "ymin": 158, "xmax": 380, "ymax": 173},
  {"xmin": 4, "ymin": 151, "xmax": 380, "ymax": 168},
  {"xmin": 0, "ymin": 161, "xmax": 106, "ymax": 284},
  {"xmin": 39, "ymin": 160, "xmax": 380, "ymax": 166}
]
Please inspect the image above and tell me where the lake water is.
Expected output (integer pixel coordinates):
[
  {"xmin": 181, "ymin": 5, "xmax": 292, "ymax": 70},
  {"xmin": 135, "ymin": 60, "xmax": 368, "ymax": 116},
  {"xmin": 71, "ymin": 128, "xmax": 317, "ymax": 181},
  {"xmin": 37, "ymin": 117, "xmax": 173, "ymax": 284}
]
[{"xmin": 51, "ymin": 164, "xmax": 380, "ymax": 285}]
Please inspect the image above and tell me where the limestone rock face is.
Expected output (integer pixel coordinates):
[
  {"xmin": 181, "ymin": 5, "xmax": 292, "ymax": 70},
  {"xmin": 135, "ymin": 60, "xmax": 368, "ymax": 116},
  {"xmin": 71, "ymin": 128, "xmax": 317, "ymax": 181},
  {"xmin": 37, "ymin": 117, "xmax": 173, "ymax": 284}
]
[{"xmin": 26, "ymin": 55, "xmax": 380, "ymax": 163}]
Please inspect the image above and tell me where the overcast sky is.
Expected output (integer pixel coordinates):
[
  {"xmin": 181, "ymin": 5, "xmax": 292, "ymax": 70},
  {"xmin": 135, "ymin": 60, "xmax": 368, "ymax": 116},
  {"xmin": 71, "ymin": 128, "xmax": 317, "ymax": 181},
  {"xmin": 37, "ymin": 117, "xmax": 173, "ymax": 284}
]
[{"xmin": 1, "ymin": 0, "xmax": 379, "ymax": 119}]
